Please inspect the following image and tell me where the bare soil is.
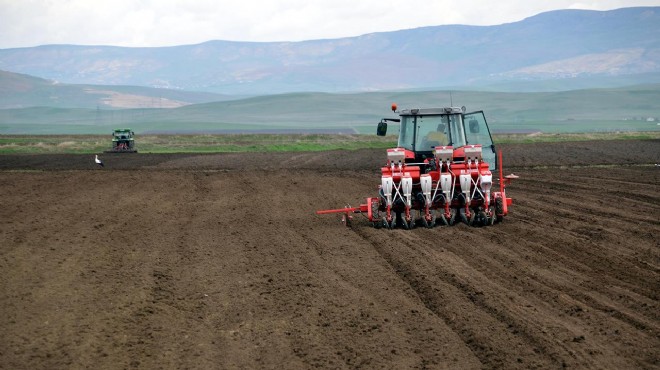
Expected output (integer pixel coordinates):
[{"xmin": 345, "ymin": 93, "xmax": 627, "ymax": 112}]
[{"xmin": 1, "ymin": 140, "xmax": 658, "ymax": 369}]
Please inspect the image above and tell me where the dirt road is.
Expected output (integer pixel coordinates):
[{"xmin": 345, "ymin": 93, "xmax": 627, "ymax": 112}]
[{"xmin": 1, "ymin": 140, "xmax": 658, "ymax": 369}]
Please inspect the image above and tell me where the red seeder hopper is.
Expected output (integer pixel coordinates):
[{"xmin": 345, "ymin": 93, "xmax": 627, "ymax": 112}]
[{"xmin": 317, "ymin": 104, "xmax": 517, "ymax": 228}]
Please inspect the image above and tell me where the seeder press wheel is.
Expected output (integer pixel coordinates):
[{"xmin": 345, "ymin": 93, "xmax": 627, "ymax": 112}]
[
  {"xmin": 420, "ymin": 211, "xmax": 435, "ymax": 228},
  {"xmin": 435, "ymin": 208, "xmax": 455, "ymax": 226},
  {"xmin": 382, "ymin": 216, "xmax": 396, "ymax": 230},
  {"xmin": 400, "ymin": 213, "xmax": 414, "ymax": 230},
  {"xmin": 459, "ymin": 208, "xmax": 475, "ymax": 226},
  {"xmin": 495, "ymin": 197, "xmax": 505, "ymax": 223},
  {"xmin": 367, "ymin": 200, "xmax": 503, "ymax": 229}
]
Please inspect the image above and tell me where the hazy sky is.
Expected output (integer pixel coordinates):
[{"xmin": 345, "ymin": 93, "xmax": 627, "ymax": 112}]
[{"xmin": 1, "ymin": 0, "xmax": 658, "ymax": 48}]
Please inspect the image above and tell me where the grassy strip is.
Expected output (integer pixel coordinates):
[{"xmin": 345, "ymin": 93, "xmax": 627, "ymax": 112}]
[
  {"xmin": 0, "ymin": 134, "xmax": 397, "ymax": 154},
  {"xmin": 0, "ymin": 132, "xmax": 657, "ymax": 154},
  {"xmin": 493, "ymin": 131, "xmax": 660, "ymax": 143}
]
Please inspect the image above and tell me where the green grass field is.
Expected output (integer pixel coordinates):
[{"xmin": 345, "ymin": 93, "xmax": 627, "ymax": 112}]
[
  {"xmin": 0, "ymin": 134, "xmax": 395, "ymax": 154},
  {"xmin": 0, "ymin": 132, "xmax": 658, "ymax": 154}
]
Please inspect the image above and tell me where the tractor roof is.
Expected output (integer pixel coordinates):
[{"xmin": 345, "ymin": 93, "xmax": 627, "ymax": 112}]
[{"xmin": 399, "ymin": 107, "xmax": 466, "ymax": 116}]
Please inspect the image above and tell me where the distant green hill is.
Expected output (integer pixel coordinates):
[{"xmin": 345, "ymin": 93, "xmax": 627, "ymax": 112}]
[
  {"xmin": 1, "ymin": 85, "xmax": 658, "ymax": 134},
  {"xmin": 0, "ymin": 70, "xmax": 233, "ymax": 109}
]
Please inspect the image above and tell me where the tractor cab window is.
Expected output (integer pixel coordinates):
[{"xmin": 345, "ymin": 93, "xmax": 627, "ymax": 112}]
[
  {"xmin": 464, "ymin": 112, "xmax": 493, "ymax": 147},
  {"xmin": 464, "ymin": 111, "xmax": 497, "ymax": 169},
  {"xmin": 445, "ymin": 114, "xmax": 466, "ymax": 147},
  {"xmin": 397, "ymin": 116, "xmax": 416, "ymax": 150},
  {"xmin": 417, "ymin": 115, "xmax": 449, "ymax": 151}
]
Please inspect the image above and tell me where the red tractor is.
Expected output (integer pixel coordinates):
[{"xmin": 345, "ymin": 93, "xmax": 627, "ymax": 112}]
[{"xmin": 317, "ymin": 104, "xmax": 517, "ymax": 228}]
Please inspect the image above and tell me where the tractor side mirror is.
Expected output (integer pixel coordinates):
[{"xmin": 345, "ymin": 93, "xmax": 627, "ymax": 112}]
[
  {"xmin": 377, "ymin": 120, "xmax": 387, "ymax": 136},
  {"xmin": 469, "ymin": 119, "xmax": 480, "ymax": 133}
]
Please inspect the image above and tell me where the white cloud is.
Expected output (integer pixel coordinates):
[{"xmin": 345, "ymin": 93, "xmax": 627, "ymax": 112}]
[{"xmin": 0, "ymin": 0, "xmax": 657, "ymax": 48}]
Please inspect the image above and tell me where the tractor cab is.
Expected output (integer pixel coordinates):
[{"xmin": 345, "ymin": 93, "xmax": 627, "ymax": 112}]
[
  {"xmin": 113, "ymin": 129, "xmax": 133, "ymax": 141},
  {"xmin": 105, "ymin": 128, "xmax": 137, "ymax": 153},
  {"xmin": 377, "ymin": 105, "xmax": 497, "ymax": 170}
]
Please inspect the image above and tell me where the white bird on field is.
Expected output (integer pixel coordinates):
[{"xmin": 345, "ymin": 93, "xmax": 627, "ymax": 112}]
[{"xmin": 95, "ymin": 155, "xmax": 104, "ymax": 167}]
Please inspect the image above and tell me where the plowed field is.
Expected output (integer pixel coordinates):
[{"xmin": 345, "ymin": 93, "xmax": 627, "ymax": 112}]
[{"xmin": 1, "ymin": 140, "xmax": 658, "ymax": 369}]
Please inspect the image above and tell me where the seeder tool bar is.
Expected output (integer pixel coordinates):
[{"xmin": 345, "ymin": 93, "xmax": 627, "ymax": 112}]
[{"xmin": 315, "ymin": 204, "xmax": 368, "ymax": 215}]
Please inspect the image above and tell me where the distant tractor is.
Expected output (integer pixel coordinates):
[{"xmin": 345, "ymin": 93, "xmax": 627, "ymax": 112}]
[{"xmin": 105, "ymin": 128, "xmax": 137, "ymax": 153}]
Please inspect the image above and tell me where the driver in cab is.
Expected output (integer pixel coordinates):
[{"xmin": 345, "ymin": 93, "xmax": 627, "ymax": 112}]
[{"xmin": 421, "ymin": 120, "xmax": 448, "ymax": 150}]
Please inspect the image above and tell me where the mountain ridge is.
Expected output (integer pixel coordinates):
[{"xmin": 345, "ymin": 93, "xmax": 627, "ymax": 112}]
[{"xmin": 1, "ymin": 7, "xmax": 658, "ymax": 94}]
